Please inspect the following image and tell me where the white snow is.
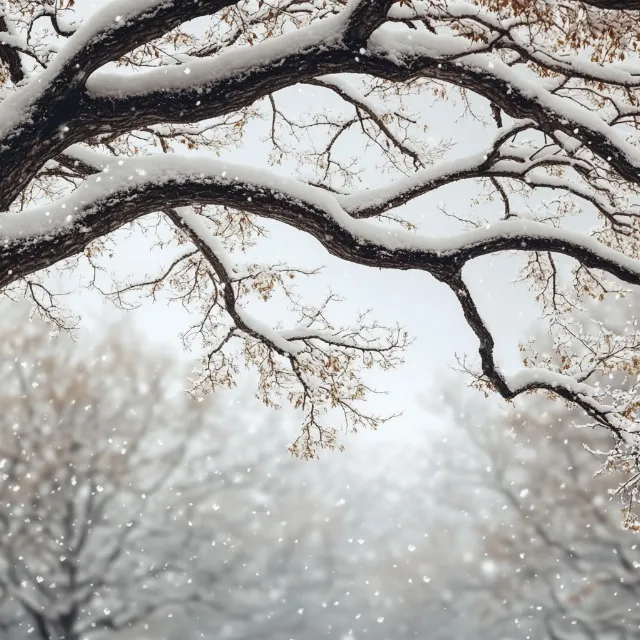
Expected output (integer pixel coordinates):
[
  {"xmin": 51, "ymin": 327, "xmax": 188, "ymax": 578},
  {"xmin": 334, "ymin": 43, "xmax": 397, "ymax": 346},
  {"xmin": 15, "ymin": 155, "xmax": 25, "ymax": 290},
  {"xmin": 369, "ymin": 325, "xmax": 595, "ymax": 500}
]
[
  {"xmin": 4, "ymin": 154, "xmax": 640, "ymax": 292},
  {"xmin": 0, "ymin": 1, "xmax": 185, "ymax": 140},
  {"xmin": 510, "ymin": 368, "xmax": 598, "ymax": 397},
  {"xmin": 85, "ymin": 13, "xmax": 346, "ymax": 98},
  {"xmin": 0, "ymin": 32, "xmax": 28, "ymax": 50}
]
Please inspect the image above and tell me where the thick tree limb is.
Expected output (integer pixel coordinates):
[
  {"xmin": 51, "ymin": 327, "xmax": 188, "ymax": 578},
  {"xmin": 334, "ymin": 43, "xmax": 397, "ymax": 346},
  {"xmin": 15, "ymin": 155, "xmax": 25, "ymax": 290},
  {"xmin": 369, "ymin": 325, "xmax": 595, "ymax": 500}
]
[
  {"xmin": 342, "ymin": 0, "xmax": 396, "ymax": 44},
  {"xmin": 578, "ymin": 0, "xmax": 640, "ymax": 9},
  {"xmin": 0, "ymin": 0, "xmax": 239, "ymax": 209},
  {"xmin": 0, "ymin": 10, "xmax": 348, "ymax": 210},
  {"xmin": 361, "ymin": 37, "xmax": 640, "ymax": 188},
  {"xmin": 3, "ymin": 156, "xmax": 640, "ymax": 292}
]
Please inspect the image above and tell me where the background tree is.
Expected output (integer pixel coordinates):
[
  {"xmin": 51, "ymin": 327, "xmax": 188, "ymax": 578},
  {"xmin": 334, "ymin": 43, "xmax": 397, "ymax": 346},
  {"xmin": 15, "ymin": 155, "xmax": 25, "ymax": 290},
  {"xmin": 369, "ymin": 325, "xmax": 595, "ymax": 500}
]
[
  {"xmin": 3, "ymin": 0, "xmax": 640, "ymax": 493},
  {"xmin": 0, "ymin": 305, "xmax": 358, "ymax": 639},
  {"xmin": 0, "ymin": 305, "xmax": 265, "ymax": 639},
  {"xmin": 0, "ymin": 304, "xmax": 467, "ymax": 640},
  {"xmin": 419, "ymin": 302, "xmax": 640, "ymax": 638}
]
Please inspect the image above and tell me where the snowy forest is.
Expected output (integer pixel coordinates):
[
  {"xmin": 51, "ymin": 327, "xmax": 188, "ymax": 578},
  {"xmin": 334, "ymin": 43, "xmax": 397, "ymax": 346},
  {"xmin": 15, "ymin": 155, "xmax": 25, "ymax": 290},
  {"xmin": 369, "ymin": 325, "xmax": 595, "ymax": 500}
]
[
  {"xmin": 3, "ymin": 0, "xmax": 640, "ymax": 637},
  {"xmin": 2, "ymin": 304, "xmax": 639, "ymax": 639}
]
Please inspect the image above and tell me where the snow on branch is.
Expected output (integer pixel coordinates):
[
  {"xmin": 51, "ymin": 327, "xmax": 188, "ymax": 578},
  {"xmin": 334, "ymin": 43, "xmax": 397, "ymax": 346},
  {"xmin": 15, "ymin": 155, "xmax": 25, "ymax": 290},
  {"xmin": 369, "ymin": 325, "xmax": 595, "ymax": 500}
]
[
  {"xmin": 3, "ymin": 149, "xmax": 640, "ymax": 457},
  {"xmin": 5, "ymin": 0, "xmax": 640, "ymax": 472},
  {"xmin": 450, "ymin": 272, "xmax": 629, "ymax": 448},
  {"xmin": 0, "ymin": 1, "xmax": 239, "ymax": 141},
  {"xmin": 4, "ymin": 154, "xmax": 640, "ymax": 291}
]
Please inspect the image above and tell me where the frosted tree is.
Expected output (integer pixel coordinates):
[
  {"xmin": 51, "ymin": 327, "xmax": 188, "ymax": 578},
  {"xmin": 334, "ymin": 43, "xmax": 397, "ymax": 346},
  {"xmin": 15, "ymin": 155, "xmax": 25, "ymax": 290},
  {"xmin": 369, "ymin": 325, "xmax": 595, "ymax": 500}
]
[
  {"xmin": 0, "ymin": 306, "xmax": 360, "ymax": 640},
  {"xmin": 429, "ymin": 347, "xmax": 640, "ymax": 637},
  {"xmin": 4, "ymin": 0, "xmax": 640, "ymax": 491}
]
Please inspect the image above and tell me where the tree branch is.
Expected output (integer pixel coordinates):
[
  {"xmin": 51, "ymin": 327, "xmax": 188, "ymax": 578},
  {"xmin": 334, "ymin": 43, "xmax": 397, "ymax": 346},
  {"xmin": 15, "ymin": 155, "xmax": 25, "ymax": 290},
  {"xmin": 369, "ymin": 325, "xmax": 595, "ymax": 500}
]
[
  {"xmin": 3, "ymin": 155, "xmax": 640, "ymax": 293},
  {"xmin": 341, "ymin": 0, "xmax": 396, "ymax": 44},
  {"xmin": 0, "ymin": 16, "xmax": 26, "ymax": 84}
]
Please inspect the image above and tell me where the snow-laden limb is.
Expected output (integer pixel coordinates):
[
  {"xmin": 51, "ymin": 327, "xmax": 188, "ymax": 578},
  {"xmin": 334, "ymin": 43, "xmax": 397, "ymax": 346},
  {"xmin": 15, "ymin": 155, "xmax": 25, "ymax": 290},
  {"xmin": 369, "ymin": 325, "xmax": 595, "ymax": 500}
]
[
  {"xmin": 511, "ymin": 297, "xmax": 640, "ymax": 529},
  {"xmin": 5, "ymin": 148, "xmax": 640, "ymax": 455},
  {"xmin": 390, "ymin": 0, "xmax": 640, "ymax": 85},
  {"xmin": 457, "ymin": 285, "xmax": 640, "ymax": 528},
  {"xmin": 574, "ymin": 0, "xmax": 640, "ymax": 8},
  {"xmin": 337, "ymin": 120, "xmax": 535, "ymax": 216},
  {"xmin": 395, "ymin": 1, "xmax": 640, "ymax": 87},
  {"xmin": 450, "ymin": 270, "xmax": 638, "ymax": 463},
  {"xmin": 5, "ymin": 153, "xmax": 640, "ymax": 291},
  {"xmin": 507, "ymin": 29, "xmax": 640, "ymax": 87},
  {"xmin": 0, "ymin": 1, "xmax": 360, "ymax": 212},
  {"xmin": 43, "ymin": 149, "xmax": 408, "ymax": 456},
  {"xmin": 364, "ymin": 29, "xmax": 640, "ymax": 187},
  {"xmin": 0, "ymin": 1, "xmax": 238, "ymax": 138},
  {"xmin": 84, "ymin": 13, "xmax": 344, "ymax": 101},
  {"xmin": 509, "ymin": 368, "xmax": 600, "ymax": 398},
  {"xmin": 1, "ymin": 0, "xmax": 636, "ymax": 213}
]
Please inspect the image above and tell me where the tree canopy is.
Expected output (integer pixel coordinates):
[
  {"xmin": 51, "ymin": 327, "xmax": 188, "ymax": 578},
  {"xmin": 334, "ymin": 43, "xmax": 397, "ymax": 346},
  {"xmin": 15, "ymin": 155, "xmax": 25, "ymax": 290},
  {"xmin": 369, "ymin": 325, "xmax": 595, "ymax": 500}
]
[{"xmin": 3, "ymin": 0, "xmax": 640, "ymax": 492}]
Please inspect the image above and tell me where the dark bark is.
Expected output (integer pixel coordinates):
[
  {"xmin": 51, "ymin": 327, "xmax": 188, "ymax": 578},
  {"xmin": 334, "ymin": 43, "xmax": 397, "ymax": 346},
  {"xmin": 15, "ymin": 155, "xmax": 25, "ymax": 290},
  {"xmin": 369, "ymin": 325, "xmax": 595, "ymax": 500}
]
[
  {"xmin": 0, "ymin": 17, "xmax": 25, "ymax": 84},
  {"xmin": 356, "ymin": 53, "xmax": 640, "ymax": 189},
  {"xmin": 578, "ymin": 0, "xmax": 640, "ymax": 9},
  {"xmin": 449, "ymin": 272, "xmax": 622, "ymax": 437},
  {"xmin": 342, "ymin": 0, "xmax": 396, "ymax": 44},
  {"xmin": 3, "ymin": 172, "xmax": 640, "ymax": 296},
  {"xmin": 0, "ymin": 0, "xmax": 236, "ymax": 210}
]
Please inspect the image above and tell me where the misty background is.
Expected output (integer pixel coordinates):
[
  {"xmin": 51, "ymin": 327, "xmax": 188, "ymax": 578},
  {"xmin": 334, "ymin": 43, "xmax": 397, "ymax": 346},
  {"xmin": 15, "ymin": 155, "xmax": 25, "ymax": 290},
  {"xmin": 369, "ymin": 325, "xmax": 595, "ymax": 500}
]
[{"xmin": 0, "ymin": 292, "xmax": 637, "ymax": 639}]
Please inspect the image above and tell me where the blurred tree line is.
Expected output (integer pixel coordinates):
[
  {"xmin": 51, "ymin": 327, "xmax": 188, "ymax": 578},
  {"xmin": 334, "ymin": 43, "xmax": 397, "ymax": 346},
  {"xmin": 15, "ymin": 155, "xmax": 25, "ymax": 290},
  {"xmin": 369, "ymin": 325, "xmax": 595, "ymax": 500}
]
[{"xmin": 1, "ymin": 301, "xmax": 639, "ymax": 639}]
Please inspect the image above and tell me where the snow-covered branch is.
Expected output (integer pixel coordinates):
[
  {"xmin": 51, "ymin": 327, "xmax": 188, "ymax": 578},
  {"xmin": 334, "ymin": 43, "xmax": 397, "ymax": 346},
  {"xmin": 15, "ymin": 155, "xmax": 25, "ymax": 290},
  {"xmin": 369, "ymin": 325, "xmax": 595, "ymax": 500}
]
[
  {"xmin": 4, "ymin": 0, "xmax": 640, "ymax": 462},
  {"xmin": 5, "ymin": 154, "xmax": 640, "ymax": 290}
]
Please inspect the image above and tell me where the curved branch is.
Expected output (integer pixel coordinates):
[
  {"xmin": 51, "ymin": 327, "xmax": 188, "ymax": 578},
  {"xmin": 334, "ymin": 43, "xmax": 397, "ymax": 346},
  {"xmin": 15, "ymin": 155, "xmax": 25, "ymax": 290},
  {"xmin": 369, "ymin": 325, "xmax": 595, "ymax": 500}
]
[
  {"xmin": 3, "ymin": 156, "xmax": 640, "ymax": 293},
  {"xmin": 362, "ymin": 34, "xmax": 640, "ymax": 187},
  {"xmin": 449, "ymin": 272, "xmax": 621, "ymax": 437},
  {"xmin": 54, "ymin": 0, "xmax": 240, "ymax": 85},
  {"xmin": 5, "ymin": 1, "xmax": 637, "ymax": 220},
  {"xmin": 167, "ymin": 207, "xmax": 304, "ymax": 356},
  {"xmin": 0, "ymin": 0, "xmax": 238, "ymax": 208},
  {"xmin": 0, "ymin": 8, "xmax": 352, "ymax": 210}
]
